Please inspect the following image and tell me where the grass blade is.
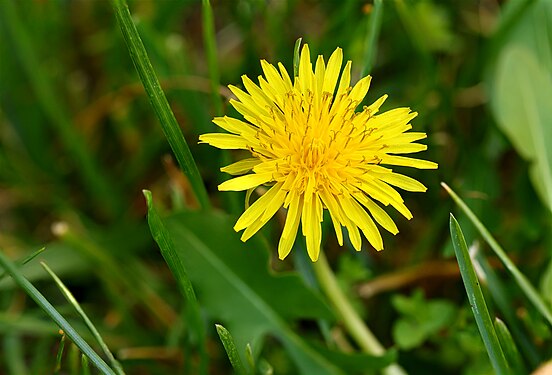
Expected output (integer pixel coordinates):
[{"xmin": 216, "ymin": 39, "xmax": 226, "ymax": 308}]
[
  {"xmin": 41, "ymin": 262, "xmax": 125, "ymax": 375},
  {"xmin": 293, "ymin": 37, "xmax": 303, "ymax": 77},
  {"xmin": 442, "ymin": 182, "xmax": 552, "ymax": 326},
  {"xmin": 201, "ymin": 0, "xmax": 240, "ymax": 214},
  {"xmin": 360, "ymin": 0, "xmax": 383, "ymax": 77},
  {"xmin": 0, "ymin": 251, "xmax": 116, "ymax": 375},
  {"xmin": 494, "ymin": 318, "xmax": 526, "ymax": 375},
  {"xmin": 449, "ymin": 214, "xmax": 510, "ymax": 375},
  {"xmin": 0, "ymin": 247, "xmax": 45, "ymax": 281},
  {"xmin": 201, "ymin": 0, "xmax": 223, "ymax": 117},
  {"xmin": 215, "ymin": 324, "xmax": 247, "ymax": 375},
  {"xmin": 110, "ymin": 0, "xmax": 210, "ymax": 209},
  {"xmin": 54, "ymin": 333, "xmax": 66, "ymax": 374},
  {"xmin": 143, "ymin": 190, "xmax": 207, "ymax": 375}
]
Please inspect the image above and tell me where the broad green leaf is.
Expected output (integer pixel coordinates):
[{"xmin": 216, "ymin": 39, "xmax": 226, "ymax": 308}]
[
  {"xmin": 163, "ymin": 211, "xmax": 343, "ymax": 375},
  {"xmin": 490, "ymin": 0, "xmax": 552, "ymax": 213}
]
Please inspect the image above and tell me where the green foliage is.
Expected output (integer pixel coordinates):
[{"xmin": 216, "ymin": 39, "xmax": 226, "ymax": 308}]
[
  {"xmin": 392, "ymin": 289, "xmax": 455, "ymax": 350},
  {"xmin": 489, "ymin": 0, "xmax": 552, "ymax": 214}
]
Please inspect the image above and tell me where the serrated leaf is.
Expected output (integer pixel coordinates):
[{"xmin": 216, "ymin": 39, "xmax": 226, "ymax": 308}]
[{"xmin": 163, "ymin": 211, "xmax": 342, "ymax": 375}]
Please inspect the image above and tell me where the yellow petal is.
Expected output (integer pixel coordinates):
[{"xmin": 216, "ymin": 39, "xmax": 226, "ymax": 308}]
[
  {"xmin": 355, "ymin": 194, "xmax": 398, "ymax": 235},
  {"xmin": 348, "ymin": 75, "xmax": 372, "ymax": 104},
  {"xmin": 199, "ymin": 133, "xmax": 248, "ymax": 149},
  {"xmin": 323, "ymin": 47, "xmax": 343, "ymax": 94},
  {"xmin": 278, "ymin": 193, "xmax": 302, "ymax": 259},
  {"xmin": 336, "ymin": 60, "xmax": 352, "ymax": 98},
  {"xmin": 218, "ymin": 173, "xmax": 273, "ymax": 191},
  {"xmin": 381, "ymin": 155, "xmax": 438, "ymax": 169},
  {"xmin": 221, "ymin": 158, "xmax": 261, "ymax": 175},
  {"xmin": 298, "ymin": 44, "xmax": 313, "ymax": 92},
  {"xmin": 378, "ymin": 173, "xmax": 427, "ymax": 192}
]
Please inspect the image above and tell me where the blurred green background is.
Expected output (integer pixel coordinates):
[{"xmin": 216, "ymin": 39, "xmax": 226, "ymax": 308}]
[{"xmin": 0, "ymin": 0, "xmax": 551, "ymax": 374}]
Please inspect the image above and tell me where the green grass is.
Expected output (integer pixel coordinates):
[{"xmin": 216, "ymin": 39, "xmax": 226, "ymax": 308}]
[{"xmin": 1, "ymin": 0, "xmax": 551, "ymax": 374}]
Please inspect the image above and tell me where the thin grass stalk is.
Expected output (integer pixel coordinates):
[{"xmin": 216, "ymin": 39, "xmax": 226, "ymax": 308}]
[
  {"xmin": 143, "ymin": 190, "xmax": 207, "ymax": 375},
  {"xmin": 449, "ymin": 214, "xmax": 511, "ymax": 375},
  {"xmin": 41, "ymin": 262, "xmax": 125, "ymax": 375},
  {"xmin": 0, "ymin": 251, "xmax": 116, "ymax": 375},
  {"xmin": 442, "ymin": 182, "xmax": 552, "ymax": 326}
]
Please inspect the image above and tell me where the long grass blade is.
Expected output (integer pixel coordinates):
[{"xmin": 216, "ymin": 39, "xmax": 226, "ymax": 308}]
[
  {"xmin": 143, "ymin": 190, "xmax": 207, "ymax": 375},
  {"xmin": 360, "ymin": 0, "xmax": 383, "ymax": 77},
  {"xmin": 0, "ymin": 251, "xmax": 116, "ymax": 375},
  {"xmin": 110, "ymin": 0, "xmax": 210, "ymax": 209},
  {"xmin": 41, "ymin": 261, "xmax": 126, "ymax": 375},
  {"xmin": 215, "ymin": 324, "xmax": 247, "ymax": 375},
  {"xmin": 442, "ymin": 182, "xmax": 552, "ymax": 326},
  {"xmin": 449, "ymin": 214, "xmax": 510, "ymax": 375}
]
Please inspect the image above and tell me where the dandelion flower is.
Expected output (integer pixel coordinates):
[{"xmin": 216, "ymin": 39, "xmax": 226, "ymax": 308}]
[{"xmin": 199, "ymin": 44, "xmax": 437, "ymax": 262}]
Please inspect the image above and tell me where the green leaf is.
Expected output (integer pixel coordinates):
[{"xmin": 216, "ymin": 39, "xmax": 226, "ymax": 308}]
[
  {"xmin": 490, "ymin": 0, "xmax": 552, "ymax": 213},
  {"xmin": 162, "ymin": 211, "xmax": 343, "ymax": 375},
  {"xmin": 449, "ymin": 214, "xmax": 510, "ymax": 375}
]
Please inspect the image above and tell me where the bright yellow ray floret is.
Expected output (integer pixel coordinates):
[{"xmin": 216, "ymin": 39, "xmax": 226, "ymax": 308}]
[{"xmin": 199, "ymin": 44, "xmax": 437, "ymax": 262}]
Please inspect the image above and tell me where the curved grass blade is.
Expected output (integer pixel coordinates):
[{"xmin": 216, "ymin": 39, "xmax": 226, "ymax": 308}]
[
  {"xmin": 449, "ymin": 214, "xmax": 510, "ymax": 375},
  {"xmin": 215, "ymin": 324, "xmax": 247, "ymax": 375},
  {"xmin": 494, "ymin": 318, "xmax": 526, "ymax": 375},
  {"xmin": 41, "ymin": 262, "xmax": 125, "ymax": 375},
  {"xmin": 143, "ymin": 190, "xmax": 207, "ymax": 375},
  {"xmin": 110, "ymin": 0, "xmax": 210, "ymax": 209},
  {"xmin": 443, "ymin": 182, "xmax": 552, "ymax": 326},
  {"xmin": 0, "ymin": 251, "xmax": 116, "ymax": 375}
]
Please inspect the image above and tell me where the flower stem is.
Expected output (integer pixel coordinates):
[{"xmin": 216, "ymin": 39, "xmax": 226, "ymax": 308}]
[{"xmin": 312, "ymin": 251, "xmax": 407, "ymax": 375}]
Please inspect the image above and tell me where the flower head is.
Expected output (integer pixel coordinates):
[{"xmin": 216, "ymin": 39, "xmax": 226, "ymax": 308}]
[{"xmin": 200, "ymin": 44, "xmax": 437, "ymax": 261}]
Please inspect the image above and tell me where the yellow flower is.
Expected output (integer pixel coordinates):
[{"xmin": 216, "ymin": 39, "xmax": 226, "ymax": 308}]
[{"xmin": 200, "ymin": 44, "xmax": 437, "ymax": 262}]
